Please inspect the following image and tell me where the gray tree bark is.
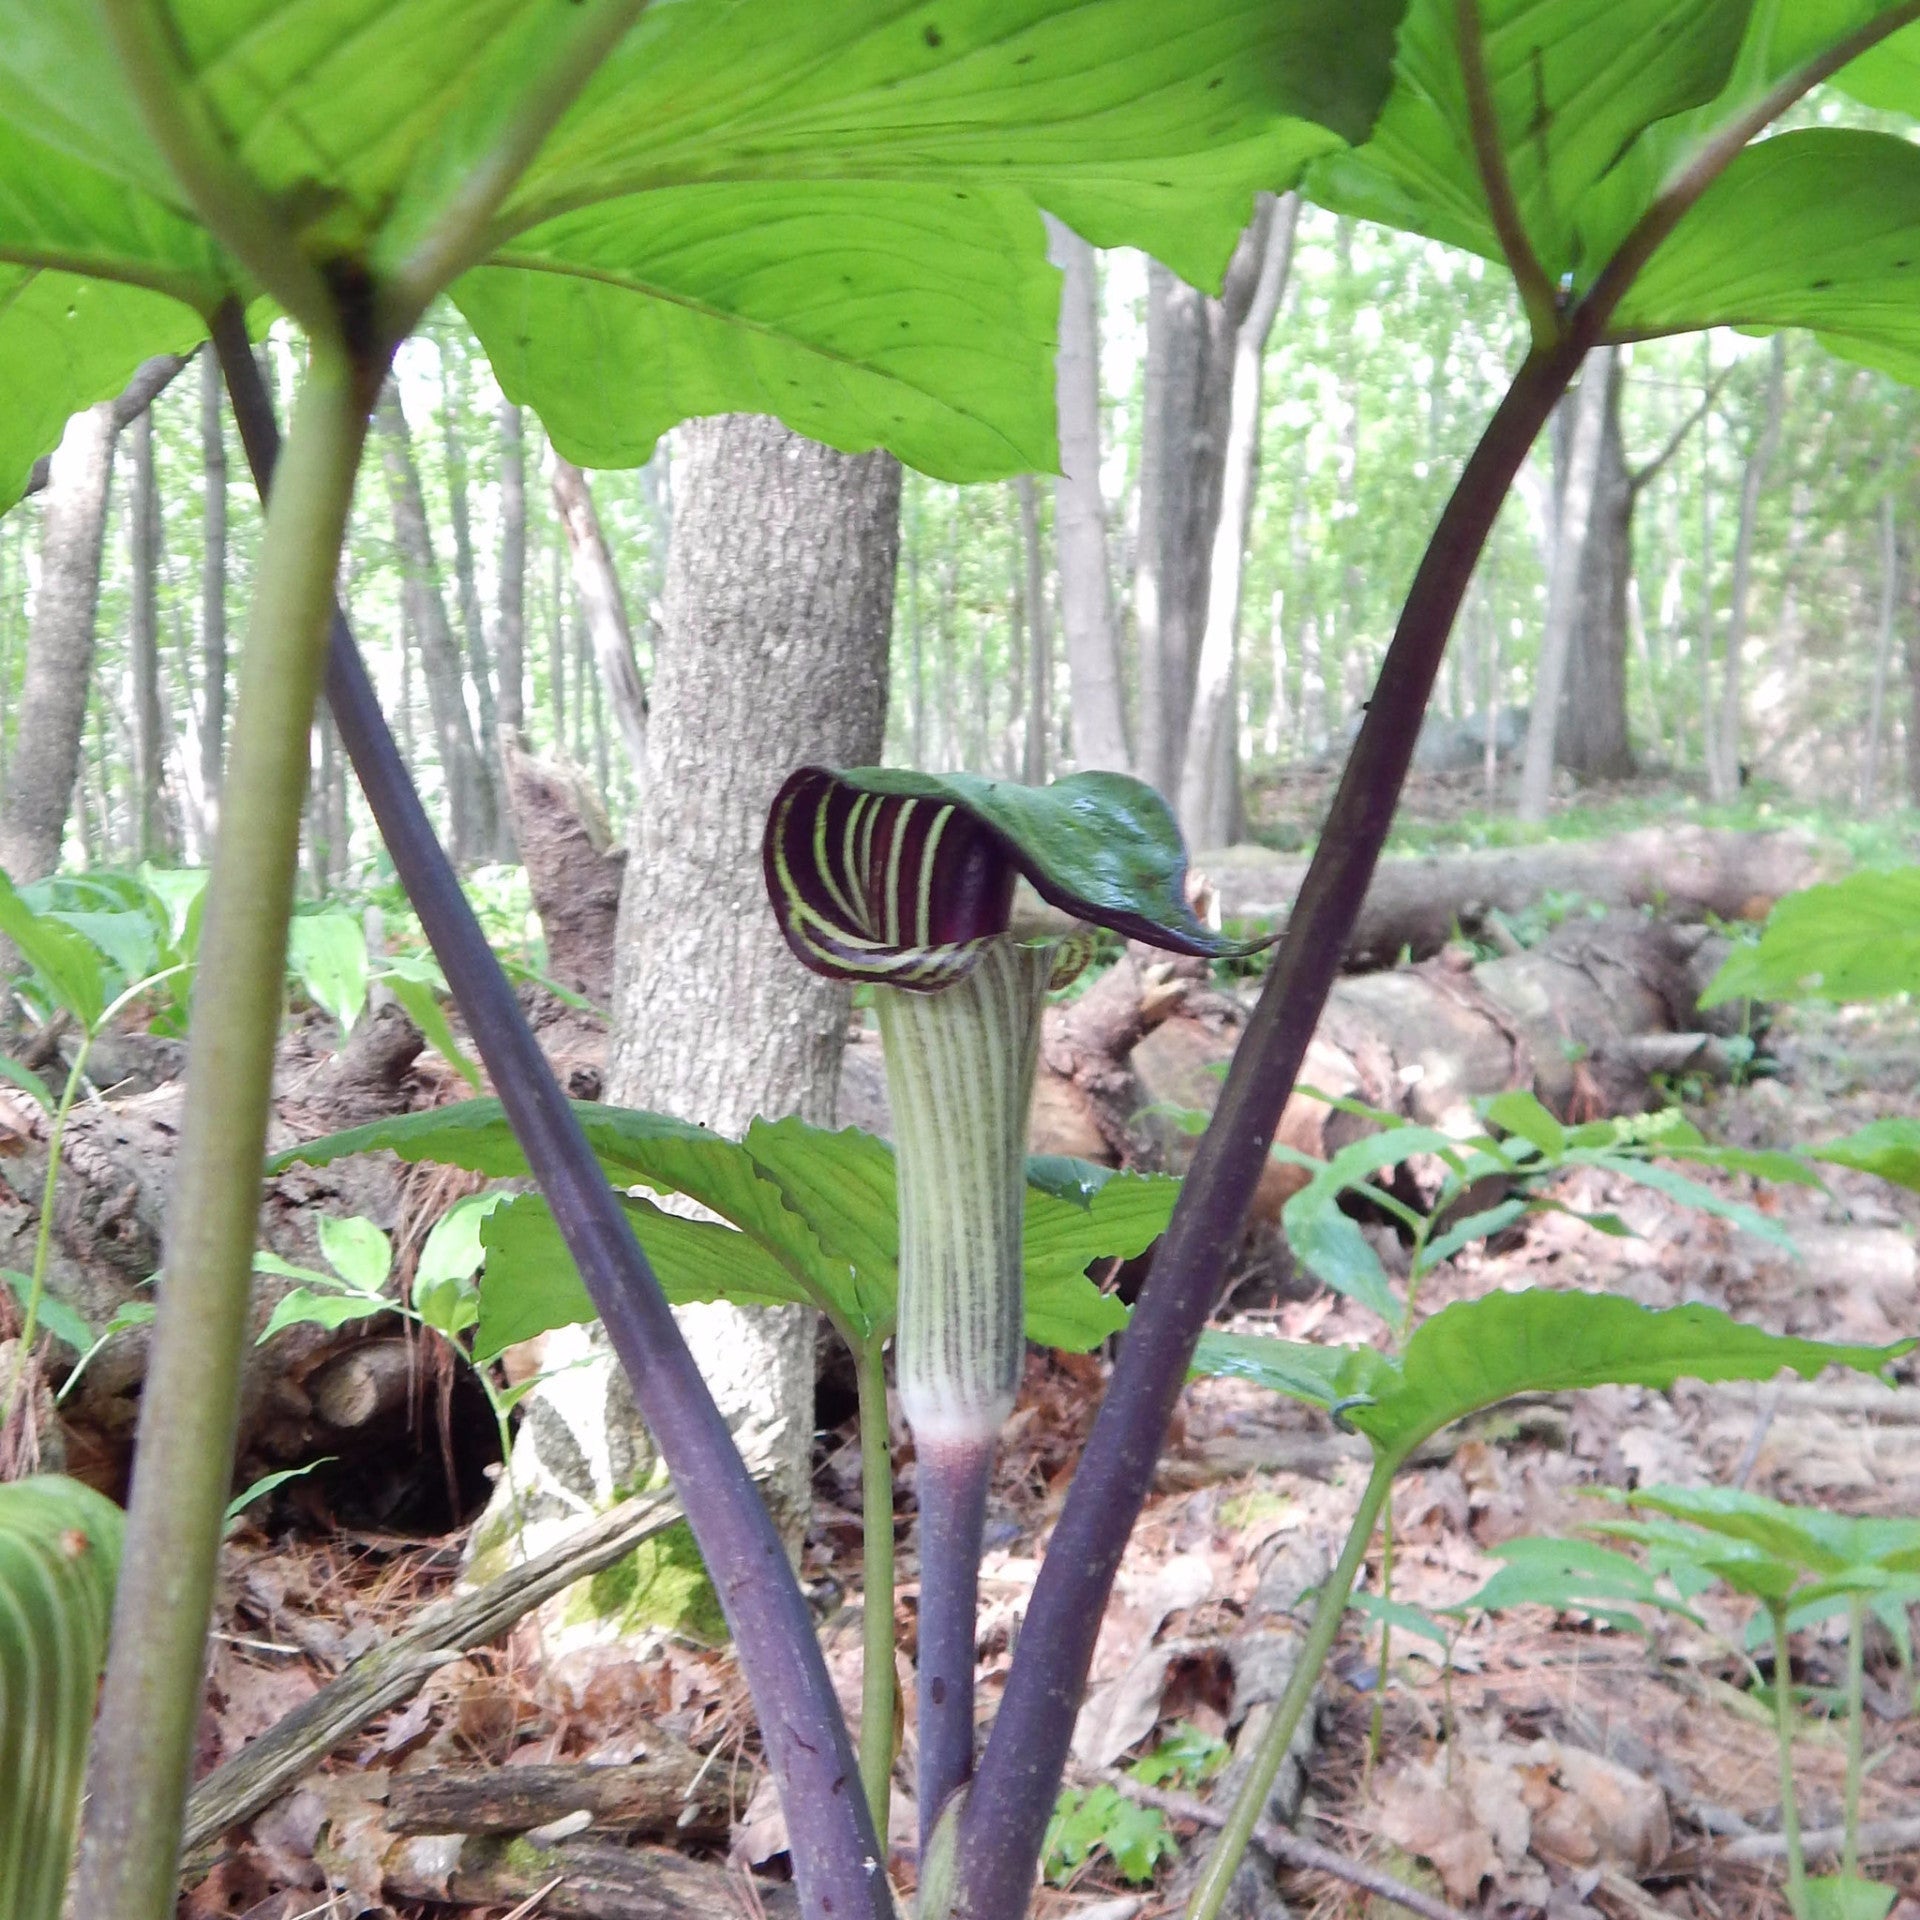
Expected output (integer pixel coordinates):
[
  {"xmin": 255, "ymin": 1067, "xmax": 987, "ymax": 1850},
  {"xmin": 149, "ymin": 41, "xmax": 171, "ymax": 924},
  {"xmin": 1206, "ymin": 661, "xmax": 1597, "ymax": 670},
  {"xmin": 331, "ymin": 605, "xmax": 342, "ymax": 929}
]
[
  {"xmin": 497, "ymin": 398, "xmax": 527, "ymax": 741},
  {"xmin": 374, "ymin": 382, "xmax": 495, "ymax": 865},
  {"xmin": 128, "ymin": 408, "xmax": 166, "ymax": 862},
  {"xmin": 1519, "ymin": 346, "xmax": 1615, "ymax": 822},
  {"xmin": 0, "ymin": 403, "xmax": 118, "ymax": 883},
  {"xmin": 550, "ymin": 456, "xmax": 651, "ymax": 785},
  {"xmin": 496, "ymin": 418, "xmax": 900, "ymax": 1568},
  {"xmin": 1016, "ymin": 474, "xmax": 1051, "ymax": 785},
  {"xmin": 1864, "ymin": 488, "xmax": 1900, "ymax": 811},
  {"xmin": 1558, "ymin": 353, "xmax": 1636, "ymax": 782},
  {"xmin": 1712, "ymin": 334, "xmax": 1785, "ymax": 801},
  {"xmin": 199, "ymin": 345, "xmax": 228, "ymax": 820},
  {"xmin": 440, "ymin": 345, "xmax": 509, "ymax": 855},
  {"xmin": 1178, "ymin": 193, "xmax": 1298, "ymax": 848},
  {"xmin": 1047, "ymin": 220, "xmax": 1130, "ymax": 774}
]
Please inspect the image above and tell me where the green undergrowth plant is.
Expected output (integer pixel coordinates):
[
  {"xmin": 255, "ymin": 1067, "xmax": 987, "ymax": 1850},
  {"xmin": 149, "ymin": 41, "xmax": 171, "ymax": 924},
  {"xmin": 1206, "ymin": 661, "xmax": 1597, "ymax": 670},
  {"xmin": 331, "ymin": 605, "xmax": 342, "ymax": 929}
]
[
  {"xmin": 19, "ymin": 5, "xmax": 1920, "ymax": 1916},
  {"xmin": 277, "ymin": 1090, "xmax": 1180, "ymax": 1844},
  {"xmin": 0, "ymin": 1475, "xmax": 122, "ymax": 1920},
  {"xmin": 1588, "ymin": 1488, "xmax": 1920, "ymax": 1920},
  {"xmin": 1040, "ymin": 1722, "xmax": 1230, "ymax": 1889},
  {"xmin": 1185, "ymin": 1296, "xmax": 1914, "ymax": 1920}
]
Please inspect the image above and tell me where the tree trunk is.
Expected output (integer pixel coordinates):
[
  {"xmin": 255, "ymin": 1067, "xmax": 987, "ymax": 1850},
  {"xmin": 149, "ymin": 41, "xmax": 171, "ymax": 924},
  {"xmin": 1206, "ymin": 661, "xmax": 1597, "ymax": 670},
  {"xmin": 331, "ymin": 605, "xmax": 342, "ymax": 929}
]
[
  {"xmin": 548, "ymin": 508, "xmax": 568, "ymax": 752},
  {"xmin": 1863, "ymin": 489, "xmax": 1899, "ymax": 812},
  {"xmin": 1178, "ymin": 194, "xmax": 1298, "ymax": 847},
  {"xmin": 1048, "ymin": 220, "xmax": 1130, "ymax": 774},
  {"xmin": 0, "ymin": 402, "xmax": 117, "ymax": 883},
  {"xmin": 550, "ymin": 457, "xmax": 650, "ymax": 785},
  {"xmin": 1713, "ymin": 334, "xmax": 1785, "ymax": 800},
  {"xmin": 374, "ymin": 382, "xmax": 494, "ymax": 865},
  {"xmin": 1133, "ymin": 265, "xmax": 1173, "ymax": 791},
  {"xmin": 1519, "ymin": 346, "xmax": 1615, "ymax": 822},
  {"xmin": 199, "ymin": 346, "xmax": 228, "ymax": 820},
  {"xmin": 497, "ymin": 399, "xmax": 527, "ymax": 741},
  {"xmin": 490, "ymin": 419, "xmax": 900, "ymax": 1578},
  {"xmin": 1559, "ymin": 353, "xmax": 1636, "ymax": 782},
  {"xmin": 1697, "ymin": 337, "xmax": 1716, "ymax": 785},
  {"xmin": 128, "ymin": 409, "xmax": 166, "ymax": 863},
  {"xmin": 440, "ymin": 345, "xmax": 508, "ymax": 855},
  {"xmin": 1016, "ymin": 474, "xmax": 1051, "ymax": 785}
]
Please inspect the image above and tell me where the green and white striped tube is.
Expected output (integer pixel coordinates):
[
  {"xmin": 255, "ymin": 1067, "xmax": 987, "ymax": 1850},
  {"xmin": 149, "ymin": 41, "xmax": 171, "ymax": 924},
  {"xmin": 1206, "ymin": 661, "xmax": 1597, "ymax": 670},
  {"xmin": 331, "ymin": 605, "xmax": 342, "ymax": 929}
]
[
  {"xmin": 0, "ymin": 1474, "xmax": 124, "ymax": 1920},
  {"xmin": 876, "ymin": 934, "xmax": 1055, "ymax": 1447}
]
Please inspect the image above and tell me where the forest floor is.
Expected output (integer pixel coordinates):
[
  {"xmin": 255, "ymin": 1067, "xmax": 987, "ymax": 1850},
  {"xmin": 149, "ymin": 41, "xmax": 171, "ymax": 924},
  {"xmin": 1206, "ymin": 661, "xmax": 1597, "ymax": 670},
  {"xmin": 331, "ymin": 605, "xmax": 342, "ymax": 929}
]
[{"xmin": 176, "ymin": 990, "xmax": 1920, "ymax": 1920}]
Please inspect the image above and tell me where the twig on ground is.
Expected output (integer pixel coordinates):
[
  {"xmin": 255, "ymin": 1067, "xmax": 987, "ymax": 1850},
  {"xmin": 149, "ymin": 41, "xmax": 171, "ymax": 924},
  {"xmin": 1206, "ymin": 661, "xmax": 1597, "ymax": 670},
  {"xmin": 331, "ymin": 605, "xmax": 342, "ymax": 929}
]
[
  {"xmin": 183, "ymin": 1484, "xmax": 685, "ymax": 1850},
  {"xmin": 1103, "ymin": 1773, "xmax": 1468, "ymax": 1920},
  {"xmin": 1722, "ymin": 1815, "xmax": 1920, "ymax": 1865}
]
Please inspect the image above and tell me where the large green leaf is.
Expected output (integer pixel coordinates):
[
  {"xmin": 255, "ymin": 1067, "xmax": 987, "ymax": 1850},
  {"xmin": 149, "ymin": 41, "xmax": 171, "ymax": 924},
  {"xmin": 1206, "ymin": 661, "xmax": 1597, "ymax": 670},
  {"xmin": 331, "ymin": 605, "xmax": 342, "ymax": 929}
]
[
  {"xmin": 278, "ymin": 1100, "xmax": 1156, "ymax": 1353},
  {"xmin": 0, "ymin": 0, "xmax": 1409, "ymax": 491},
  {"xmin": 1305, "ymin": 0, "xmax": 1753, "ymax": 281},
  {"xmin": 1702, "ymin": 865, "xmax": 1920, "ymax": 1007},
  {"xmin": 1810, "ymin": 1119, "xmax": 1920, "ymax": 1191},
  {"xmin": 0, "ymin": 869, "xmax": 108, "ymax": 1031},
  {"xmin": 0, "ymin": 1475, "xmax": 122, "ymax": 1920},
  {"xmin": 476, "ymin": 1191, "xmax": 813, "ymax": 1358},
  {"xmin": 1600, "ymin": 1483, "xmax": 1920, "ymax": 1579},
  {"xmin": 1612, "ymin": 131, "xmax": 1920, "ymax": 382},
  {"xmin": 1191, "ymin": 1291, "xmax": 1909, "ymax": 1465}
]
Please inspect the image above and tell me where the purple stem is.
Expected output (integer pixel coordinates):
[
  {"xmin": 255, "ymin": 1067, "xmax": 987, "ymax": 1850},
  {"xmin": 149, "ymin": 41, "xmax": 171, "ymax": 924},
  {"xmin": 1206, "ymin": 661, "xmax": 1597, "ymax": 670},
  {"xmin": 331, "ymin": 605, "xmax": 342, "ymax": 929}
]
[
  {"xmin": 210, "ymin": 306, "xmax": 886, "ymax": 1920},
  {"xmin": 914, "ymin": 1435, "xmax": 993, "ymax": 1853},
  {"xmin": 953, "ymin": 336, "xmax": 1590, "ymax": 1918}
]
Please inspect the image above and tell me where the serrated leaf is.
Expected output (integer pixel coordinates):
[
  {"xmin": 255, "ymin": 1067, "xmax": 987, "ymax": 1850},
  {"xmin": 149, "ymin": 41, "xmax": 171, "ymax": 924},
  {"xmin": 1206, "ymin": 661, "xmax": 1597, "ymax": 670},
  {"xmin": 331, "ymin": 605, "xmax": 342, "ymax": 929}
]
[
  {"xmin": 287, "ymin": 911, "xmax": 369, "ymax": 1038},
  {"xmin": 1600, "ymin": 1484, "xmax": 1920, "ymax": 1582},
  {"xmin": 257, "ymin": 1288, "xmax": 391, "ymax": 1344},
  {"xmin": 1811, "ymin": 1119, "xmax": 1920, "ymax": 1191},
  {"xmin": 316, "ymin": 1215, "xmax": 392, "ymax": 1294},
  {"xmin": 1579, "ymin": 1152, "xmax": 1798, "ymax": 1254},
  {"xmin": 1196, "ymin": 1293, "xmax": 1909, "ymax": 1468},
  {"xmin": 0, "ymin": 1474, "xmax": 123, "ymax": 1920},
  {"xmin": 1704, "ymin": 866, "xmax": 1920, "ymax": 1007}
]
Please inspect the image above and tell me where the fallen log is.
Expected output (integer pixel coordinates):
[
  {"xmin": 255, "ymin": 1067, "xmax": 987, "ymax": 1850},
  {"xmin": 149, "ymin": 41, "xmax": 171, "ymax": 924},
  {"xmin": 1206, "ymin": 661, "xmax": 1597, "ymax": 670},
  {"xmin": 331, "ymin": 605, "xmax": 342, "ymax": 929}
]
[
  {"xmin": 381, "ymin": 1835, "xmax": 795, "ymax": 1918},
  {"xmin": 386, "ymin": 1751, "xmax": 730, "ymax": 1843},
  {"xmin": 1204, "ymin": 825, "xmax": 1830, "ymax": 969}
]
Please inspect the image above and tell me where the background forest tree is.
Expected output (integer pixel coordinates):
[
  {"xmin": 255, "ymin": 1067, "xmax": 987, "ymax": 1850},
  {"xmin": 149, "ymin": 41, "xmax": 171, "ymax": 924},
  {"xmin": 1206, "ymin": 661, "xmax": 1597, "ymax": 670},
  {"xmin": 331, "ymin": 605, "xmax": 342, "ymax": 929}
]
[{"xmin": 8, "ymin": 203, "xmax": 1917, "ymax": 883}]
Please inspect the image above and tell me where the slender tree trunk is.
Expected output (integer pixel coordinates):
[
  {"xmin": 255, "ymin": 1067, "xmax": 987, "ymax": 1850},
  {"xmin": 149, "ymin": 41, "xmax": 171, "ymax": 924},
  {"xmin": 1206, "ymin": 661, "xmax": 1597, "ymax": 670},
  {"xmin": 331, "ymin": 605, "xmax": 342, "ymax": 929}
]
[
  {"xmin": 374, "ymin": 382, "xmax": 493, "ymax": 864},
  {"xmin": 548, "ymin": 514, "xmax": 568, "ymax": 752},
  {"xmin": 398, "ymin": 597, "xmax": 417, "ymax": 769},
  {"xmin": 441, "ymin": 344, "xmax": 508, "ymax": 854},
  {"xmin": 1903, "ymin": 529, "xmax": 1920, "ymax": 808},
  {"xmin": 1048, "ymin": 220, "xmax": 1130, "ymax": 774},
  {"xmin": 497, "ymin": 398, "xmax": 527, "ymax": 740},
  {"xmin": 1519, "ymin": 347, "xmax": 1615, "ymax": 822},
  {"xmin": 492, "ymin": 420, "xmax": 901, "ymax": 1568},
  {"xmin": 1863, "ymin": 488, "xmax": 1900, "ymax": 811},
  {"xmin": 1697, "ymin": 337, "xmax": 1717, "ymax": 784},
  {"xmin": 1559, "ymin": 353, "xmax": 1637, "ymax": 781},
  {"xmin": 551, "ymin": 457, "xmax": 650, "ymax": 785},
  {"xmin": 907, "ymin": 489, "xmax": 926, "ymax": 767},
  {"xmin": 199, "ymin": 345, "xmax": 229, "ymax": 820},
  {"xmin": 1133, "ymin": 266, "xmax": 1173, "ymax": 792},
  {"xmin": 0, "ymin": 403, "xmax": 117, "ymax": 883},
  {"xmin": 1714, "ymin": 334, "xmax": 1785, "ymax": 800},
  {"xmin": 1178, "ymin": 194, "xmax": 1298, "ymax": 847},
  {"xmin": 128, "ymin": 408, "xmax": 166, "ymax": 862},
  {"xmin": 1016, "ymin": 474, "xmax": 1051, "ymax": 785}
]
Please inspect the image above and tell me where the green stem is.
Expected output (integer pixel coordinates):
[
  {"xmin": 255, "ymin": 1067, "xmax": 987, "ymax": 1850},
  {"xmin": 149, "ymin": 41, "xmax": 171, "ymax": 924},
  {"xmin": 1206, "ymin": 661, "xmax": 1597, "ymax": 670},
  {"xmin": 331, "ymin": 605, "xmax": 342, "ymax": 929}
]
[
  {"xmin": 1368, "ymin": 1497, "xmax": 1396, "ymax": 1773},
  {"xmin": 1, "ymin": 1037, "xmax": 89, "ymax": 1426},
  {"xmin": 73, "ymin": 347, "xmax": 372, "ymax": 1920},
  {"xmin": 1770, "ymin": 1603, "xmax": 1807, "ymax": 1916},
  {"xmin": 1187, "ymin": 1455, "xmax": 1397, "ymax": 1920},
  {"xmin": 856, "ymin": 1336, "xmax": 896, "ymax": 1847},
  {"xmin": 1844, "ymin": 1593, "xmax": 1865, "ymax": 1886}
]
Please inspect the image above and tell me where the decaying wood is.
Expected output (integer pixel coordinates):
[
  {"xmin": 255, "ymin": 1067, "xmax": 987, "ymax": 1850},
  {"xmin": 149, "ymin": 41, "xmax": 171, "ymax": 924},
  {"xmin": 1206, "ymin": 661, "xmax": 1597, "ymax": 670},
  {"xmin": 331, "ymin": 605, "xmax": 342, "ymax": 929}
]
[
  {"xmin": 386, "ymin": 1749, "xmax": 729, "ymax": 1842},
  {"xmin": 1205, "ymin": 825, "xmax": 1830, "ymax": 969},
  {"xmin": 1721, "ymin": 1814, "xmax": 1920, "ymax": 1865},
  {"xmin": 183, "ymin": 1485, "xmax": 683, "ymax": 1850},
  {"xmin": 503, "ymin": 740, "xmax": 626, "ymax": 1007},
  {"xmin": 381, "ymin": 1834, "xmax": 795, "ymax": 1918},
  {"xmin": 309, "ymin": 1336, "xmax": 418, "ymax": 1432}
]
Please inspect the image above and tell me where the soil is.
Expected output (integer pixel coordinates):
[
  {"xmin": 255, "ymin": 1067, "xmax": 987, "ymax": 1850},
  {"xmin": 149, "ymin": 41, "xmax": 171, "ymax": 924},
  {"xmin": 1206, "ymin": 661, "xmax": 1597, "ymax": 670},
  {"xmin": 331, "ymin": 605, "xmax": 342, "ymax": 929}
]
[{"xmin": 166, "ymin": 987, "xmax": 1920, "ymax": 1920}]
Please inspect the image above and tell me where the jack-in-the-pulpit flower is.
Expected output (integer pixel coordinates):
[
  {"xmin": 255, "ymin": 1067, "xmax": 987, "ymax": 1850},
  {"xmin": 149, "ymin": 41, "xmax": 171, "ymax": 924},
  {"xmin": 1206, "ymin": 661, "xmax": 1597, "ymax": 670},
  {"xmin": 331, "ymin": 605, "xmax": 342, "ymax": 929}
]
[{"xmin": 764, "ymin": 765, "xmax": 1254, "ymax": 1847}]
